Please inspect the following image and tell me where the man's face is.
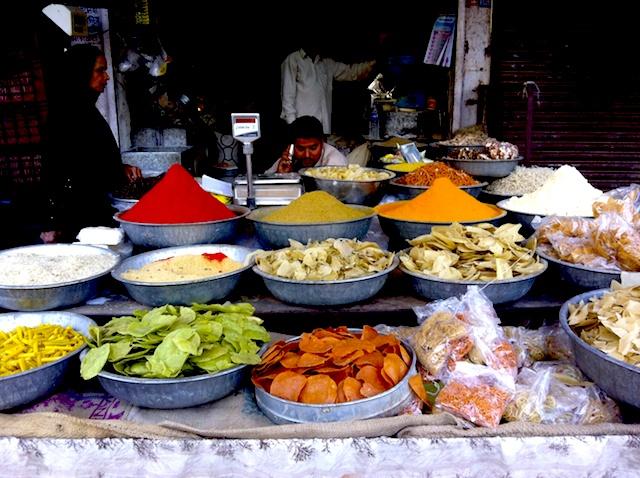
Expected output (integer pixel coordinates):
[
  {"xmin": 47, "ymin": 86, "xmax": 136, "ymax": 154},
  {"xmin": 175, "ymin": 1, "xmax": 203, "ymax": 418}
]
[
  {"xmin": 294, "ymin": 137, "xmax": 323, "ymax": 168},
  {"xmin": 89, "ymin": 55, "xmax": 109, "ymax": 94}
]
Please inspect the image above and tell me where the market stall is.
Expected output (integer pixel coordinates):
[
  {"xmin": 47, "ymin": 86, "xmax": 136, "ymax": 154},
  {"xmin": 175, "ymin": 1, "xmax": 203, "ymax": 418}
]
[{"xmin": 3, "ymin": 154, "xmax": 640, "ymax": 476}]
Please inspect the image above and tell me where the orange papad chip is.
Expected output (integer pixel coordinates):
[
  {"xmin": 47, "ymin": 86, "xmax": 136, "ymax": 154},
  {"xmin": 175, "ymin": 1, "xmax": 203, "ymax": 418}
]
[
  {"xmin": 299, "ymin": 375, "xmax": 338, "ymax": 404},
  {"xmin": 270, "ymin": 371, "xmax": 308, "ymax": 402},
  {"xmin": 408, "ymin": 375, "xmax": 429, "ymax": 404},
  {"xmin": 252, "ymin": 326, "xmax": 413, "ymax": 405}
]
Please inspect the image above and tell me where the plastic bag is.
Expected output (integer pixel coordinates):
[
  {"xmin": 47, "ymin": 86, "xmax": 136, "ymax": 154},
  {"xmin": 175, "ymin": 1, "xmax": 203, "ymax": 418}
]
[
  {"xmin": 537, "ymin": 185, "xmax": 640, "ymax": 271},
  {"xmin": 435, "ymin": 362, "xmax": 515, "ymax": 428},
  {"xmin": 503, "ymin": 362, "xmax": 620, "ymax": 425},
  {"xmin": 346, "ymin": 143, "xmax": 371, "ymax": 166},
  {"xmin": 503, "ymin": 325, "xmax": 573, "ymax": 368},
  {"xmin": 413, "ymin": 287, "xmax": 518, "ymax": 378}
]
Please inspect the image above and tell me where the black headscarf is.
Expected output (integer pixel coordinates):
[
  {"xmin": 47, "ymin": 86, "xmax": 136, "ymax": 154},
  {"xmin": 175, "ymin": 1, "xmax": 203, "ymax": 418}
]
[{"xmin": 43, "ymin": 44, "xmax": 124, "ymax": 240}]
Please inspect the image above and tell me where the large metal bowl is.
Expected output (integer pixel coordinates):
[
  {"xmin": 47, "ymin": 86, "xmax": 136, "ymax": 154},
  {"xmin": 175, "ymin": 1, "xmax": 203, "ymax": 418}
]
[
  {"xmin": 248, "ymin": 205, "xmax": 375, "ymax": 249},
  {"xmin": 114, "ymin": 204, "xmax": 250, "ymax": 248},
  {"xmin": 389, "ymin": 178, "xmax": 487, "ymax": 199},
  {"xmin": 299, "ymin": 166, "xmax": 395, "ymax": 206},
  {"xmin": 377, "ymin": 206, "xmax": 507, "ymax": 247},
  {"xmin": 0, "ymin": 244, "xmax": 120, "ymax": 311},
  {"xmin": 253, "ymin": 256, "xmax": 399, "ymax": 306},
  {"xmin": 400, "ymin": 257, "xmax": 548, "ymax": 304},
  {"xmin": 559, "ymin": 288, "xmax": 640, "ymax": 408},
  {"xmin": 441, "ymin": 157, "xmax": 523, "ymax": 178},
  {"xmin": 254, "ymin": 331, "xmax": 416, "ymax": 424},
  {"xmin": 479, "ymin": 189, "xmax": 513, "ymax": 205},
  {"xmin": 537, "ymin": 248, "xmax": 620, "ymax": 290},
  {"xmin": 82, "ymin": 349, "xmax": 254, "ymax": 409},
  {"xmin": 0, "ymin": 311, "xmax": 95, "ymax": 410},
  {"xmin": 111, "ymin": 244, "xmax": 255, "ymax": 306}
]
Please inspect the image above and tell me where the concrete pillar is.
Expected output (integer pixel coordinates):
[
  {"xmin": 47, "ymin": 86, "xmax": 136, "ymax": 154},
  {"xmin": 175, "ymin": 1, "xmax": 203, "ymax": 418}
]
[{"xmin": 452, "ymin": 0, "xmax": 493, "ymax": 131}]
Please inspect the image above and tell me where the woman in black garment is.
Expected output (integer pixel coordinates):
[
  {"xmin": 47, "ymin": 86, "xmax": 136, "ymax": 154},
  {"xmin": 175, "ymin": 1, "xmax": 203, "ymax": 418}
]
[{"xmin": 40, "ymin": 44, "xmax": 140, "ymax": 243}]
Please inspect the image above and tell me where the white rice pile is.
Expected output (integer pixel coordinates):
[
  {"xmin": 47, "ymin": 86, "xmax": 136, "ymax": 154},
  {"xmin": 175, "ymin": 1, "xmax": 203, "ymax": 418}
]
[{"xmin": 486, "ymin": 166, "xmax": 555, "ymax": 195}]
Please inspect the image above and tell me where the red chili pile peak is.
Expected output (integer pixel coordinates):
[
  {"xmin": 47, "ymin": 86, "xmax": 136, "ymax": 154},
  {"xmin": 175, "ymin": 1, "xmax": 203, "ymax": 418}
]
[{"xmin": 120, "ymin": 164, "xmax": 235, "ymax": 224}]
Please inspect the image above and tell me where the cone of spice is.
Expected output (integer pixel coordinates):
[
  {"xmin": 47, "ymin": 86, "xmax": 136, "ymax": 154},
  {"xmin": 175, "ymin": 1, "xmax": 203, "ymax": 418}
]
[
  {"xmin": 376, "ymin": 177, "xmax": 501, "ymax": 222},
  {"xmin": 120, "ymin": 164, "xmax": 235, "ymax": 223}
]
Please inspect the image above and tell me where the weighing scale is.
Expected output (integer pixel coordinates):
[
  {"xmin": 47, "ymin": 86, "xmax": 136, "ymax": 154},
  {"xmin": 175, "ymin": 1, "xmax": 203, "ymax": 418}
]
[
  {"xmin": 231, "ymin": 113, "xmax": 302, "ymax": 207},
  {"xmin": 231, "ymin": 113, "xmax": 261, "ymax": 209}
]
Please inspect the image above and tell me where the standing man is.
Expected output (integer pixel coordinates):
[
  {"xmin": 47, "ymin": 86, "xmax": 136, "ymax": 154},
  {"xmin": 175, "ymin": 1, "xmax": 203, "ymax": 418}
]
[{"xmin": 280, "ymin": 41, "xmax": 375, "ymax": 135}]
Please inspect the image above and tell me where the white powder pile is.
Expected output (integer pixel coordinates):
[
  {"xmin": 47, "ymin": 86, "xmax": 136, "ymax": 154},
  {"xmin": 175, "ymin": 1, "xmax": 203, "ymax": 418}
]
[
  {"xmin": 501, "ymin": 165, "xmax": 602, "ymax": 216},
  {"xmin": 0, "ymin": 252, "xmax": 118, "ymax": 286}
]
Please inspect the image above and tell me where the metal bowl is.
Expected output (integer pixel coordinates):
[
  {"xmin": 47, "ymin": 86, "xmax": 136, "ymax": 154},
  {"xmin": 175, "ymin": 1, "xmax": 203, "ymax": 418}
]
[
  {"xmin": 496, "ymin": 200, "xmax": 593, "ymax": 236},
  {"xmin": 253, "ymin": 256, "xmax": 399, "ymax": 306},
  {"xmin": 299, "ymin": 166, "xmax": 395, "ymax": 206},
  {"xmin": 0, "ymin": 244, "xmax": 120, "ymax": 312},
  {"xmin": 114, "ymin": 204, "xmax": 250, "ymax": 248},
  {"xmin": 0, "ymin": 311, "xmax": 95, "ymax": 410},
  {"xmin": 108, "ymin": 194, "xmax": 138, "ymax": 213},
  {"xmin": 82, "ymin": 349, "xmax": 254, "ymax": 409},
  {"xmin": 440, "ymin": 157, "xmax": 523, "ymax": 178},
  {"xmin": 389, "ymin": 178, "xmax": 488, "ymax": 199},
  {"xmin": 400, "ymin": 257, "xmax": 548, "ymax": 304},
  {"xmin": 377, "ymin": 207, "xmax": 507, "ymax": 246},
  {"xmin": 560, "ymin": 288, "xmax": 640, "ymax": 408},
  {"xmin": 248, "ymin": 205, "xmax": 375, "ymax": 249},
  {"xmin": 254, "ymin": 330, "xmax": 416, "ymax": 424},
  {"xmin": 537, "ymin": 248, "xmax": 620, "ymax": 290},
  {"xmin": 111, "ymin": 244, "xmax": 255, "ymax": 306},
  {"xmin": 479, "ymin": 189, "xmax": 513, "ymax": 205}
]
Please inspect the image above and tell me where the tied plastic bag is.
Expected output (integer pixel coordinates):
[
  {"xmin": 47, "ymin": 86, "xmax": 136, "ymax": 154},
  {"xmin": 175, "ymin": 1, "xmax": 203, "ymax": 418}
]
[
  {"xmin": 537, "ymin": 184, "xmax": 640, "ymax": 271},
  {"xmin": 503, "ymin": 325, "xmax": 573, "ymax": 368},
  {"xmin": 435, "ymin": 362, "xmax": 515, "ymax": 428},
  {"xmin": 412, "ymin": 286, "xmax": 518, "ymax": 379},
  {"xmin": 503, "ymin": 362, "xmax": 621, "ymax": 425}
]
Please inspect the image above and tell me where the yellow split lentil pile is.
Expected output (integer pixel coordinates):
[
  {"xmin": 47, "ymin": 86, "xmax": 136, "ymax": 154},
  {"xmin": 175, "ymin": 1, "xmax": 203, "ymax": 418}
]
[{"xmin": 263, "ymin": 191, "xmax": 370, "ymax": 223}]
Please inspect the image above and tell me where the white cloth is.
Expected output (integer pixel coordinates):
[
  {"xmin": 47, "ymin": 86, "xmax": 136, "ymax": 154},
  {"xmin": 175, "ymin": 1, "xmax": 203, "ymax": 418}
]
[
  {"xmin": 265, "ymin": 143, "xmax": 347, "ymax": 174},
  {"xmin": 280, "ymin": 49, "xmax": 375, "ymax": 134}
]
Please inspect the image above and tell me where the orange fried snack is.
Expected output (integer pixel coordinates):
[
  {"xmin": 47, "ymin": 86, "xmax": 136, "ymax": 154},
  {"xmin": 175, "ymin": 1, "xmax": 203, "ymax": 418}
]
[{"xmin": 252, "ymin": 326, "xmax": 413, "ymax": 405}]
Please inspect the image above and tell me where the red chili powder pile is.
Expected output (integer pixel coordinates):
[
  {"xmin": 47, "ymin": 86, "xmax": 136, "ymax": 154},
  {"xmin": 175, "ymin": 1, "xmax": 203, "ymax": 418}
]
[{"xmin": 120, "ymin": 164, "xmax": 235, "ymax": 223}]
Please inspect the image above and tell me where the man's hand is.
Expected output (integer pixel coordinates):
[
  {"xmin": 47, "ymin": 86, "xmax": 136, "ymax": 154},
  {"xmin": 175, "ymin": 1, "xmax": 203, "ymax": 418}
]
[
  {"xmin": 124, "ymin": 165, "xmax": 143, "ymax": 182},
  {"xmin": 40, "ymin": 231, "xmax": 62, "ymax": 244},
  {"xmin": 276, "ymin": 146, "xmax": 294, "ymax": 173}
]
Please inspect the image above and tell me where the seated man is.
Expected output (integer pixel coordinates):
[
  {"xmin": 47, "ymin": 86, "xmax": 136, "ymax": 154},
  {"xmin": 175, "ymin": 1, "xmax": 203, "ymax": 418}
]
[{"xmin": 265, "ymin": 116, "xmax": 347, "ymax": 174}]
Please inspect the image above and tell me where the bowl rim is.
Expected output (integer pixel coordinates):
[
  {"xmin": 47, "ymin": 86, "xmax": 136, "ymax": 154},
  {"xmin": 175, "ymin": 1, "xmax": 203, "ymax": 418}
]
[
  {"xmin": 559, "ymin": 287, "xmax": 640, "ymax": 376},
  {"xmin": 252, "ymin": 255, "xmax": 399, "ymax": 285},
  {"xmin": 81, "ymin": 342, "xmax": 269, "ymax": 384},
  {"xmin": 430, "ymin": 141, "xmax": 487, "ymax": 149},
  {"xmin": 376, "ymin": 205, "xmax": 507, "ymax": 225},
  {"xmin": 111, "ymin": 244, "xmax": 256, "ymax": 286},
  {"xmin": 480, "ymin": 188, "xmax": 515, "ymax": 198},
  {"xmin": 389, "ymin": 178, "xmax": 488, "ymax": 190},
  {"xmin": 298, "ymin": 166, "xmax": 396, "ymax": 183},
  {"xmin": 253, "ymin": 328, "xmax": 415, "ymax": 409},
  {"xmin": 0, "ymin": 244, "xmax": 120, "ymax": 290},
  {"xmin": 113, "ymin": 204, "xmax": 250, "ymax": 226},
  {"xmin": 495, "ymin": 199, "xmax": 594, "ymax": 219},
  {"xmin": 440, "ymin": 156, "xmax": 524, "ymax": 164},
  {"xmin": 247, "ymin": 204, "xmax": 376, "ymax": 226},
  {"xmin": 398, "ymin": 252, "xmax": 548, "ymax": 285},
  {"xmin": 0, "ymin": 311, "xmax": 96, "ymax": 382},
  {"xmin": 536, "ymin": 247, "xmax": 621, "ymax": 275}
]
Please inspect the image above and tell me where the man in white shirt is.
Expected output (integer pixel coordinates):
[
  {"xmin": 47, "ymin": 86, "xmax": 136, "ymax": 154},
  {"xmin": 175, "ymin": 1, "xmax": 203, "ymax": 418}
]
[
  {"xmin": 280, "ymin": 47, "xmax": 375, "ymax": 135},
  {"xmin": 266, "ymin": 116, "xmax": 348, "ymax": 174}
]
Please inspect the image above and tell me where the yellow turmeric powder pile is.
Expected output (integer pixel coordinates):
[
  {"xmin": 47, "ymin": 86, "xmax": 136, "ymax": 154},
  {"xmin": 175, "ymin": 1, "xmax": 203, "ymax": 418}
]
[
  {"xmin": 0, "ymin": 324, "xmax": 85, "ymax": 376},
  {"xmin": 263, "ymin": 191, "xmax": 370, "ymax": 223},
  {"xmin": 376, "ymin": 177, "xmax": 502, "ymax": 222}
]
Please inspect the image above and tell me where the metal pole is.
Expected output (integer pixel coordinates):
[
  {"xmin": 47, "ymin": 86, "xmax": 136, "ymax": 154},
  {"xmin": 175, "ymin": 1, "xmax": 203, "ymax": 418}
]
[
  {"xmin": 523, "ymin": 81, "xmax": 540, "ymax": 163},
  {"xmin": 243, "ymin": 143, "xmax": 256, "ymax": 209}
]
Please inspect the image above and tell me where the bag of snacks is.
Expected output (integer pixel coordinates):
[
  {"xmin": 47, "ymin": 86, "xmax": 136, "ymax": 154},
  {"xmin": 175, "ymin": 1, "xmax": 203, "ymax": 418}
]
[
  {"xmin": 435, "ymin": 362, "xmax": 515, "ymax": 427},
  {"xmin": 503, "ymin": 362, "xmax": 621, "ymax": 425},
  {"xmin": 503, "ymin": 325, "xmax": 574, "ymax": 368}
]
